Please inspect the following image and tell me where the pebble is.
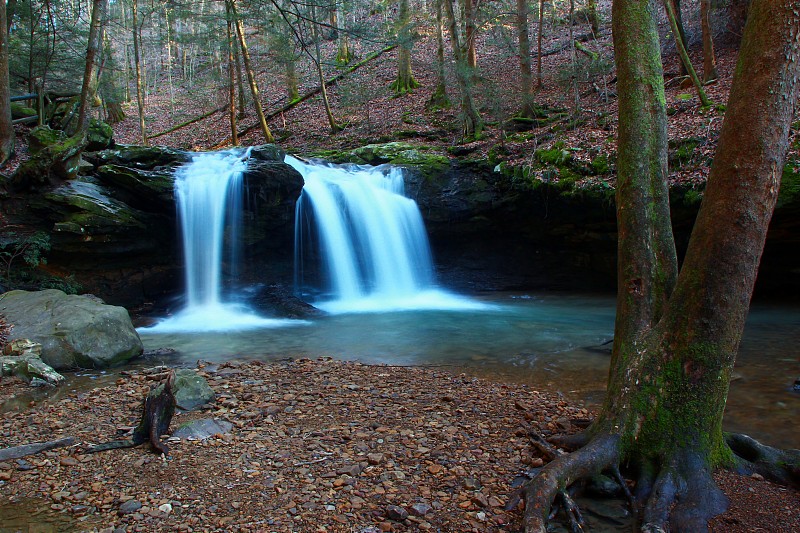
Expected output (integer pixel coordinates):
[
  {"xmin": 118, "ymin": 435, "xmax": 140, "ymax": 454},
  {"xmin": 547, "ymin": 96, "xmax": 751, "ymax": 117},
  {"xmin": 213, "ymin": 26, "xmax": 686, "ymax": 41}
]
[{"xmin": 119, "ymin": 499, "xmax": 143, "ymax": 515}]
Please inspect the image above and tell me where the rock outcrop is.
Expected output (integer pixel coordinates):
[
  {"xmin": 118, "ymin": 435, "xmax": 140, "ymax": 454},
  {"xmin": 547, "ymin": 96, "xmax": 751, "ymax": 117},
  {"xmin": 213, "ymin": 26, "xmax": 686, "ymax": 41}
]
[
  {"xmin": 0, "ymin": 289, "xmax": 143, "ymax": 369},
  {"xmin": 1, "ymin": 143, "xmax": 304, "ymax": 306}
]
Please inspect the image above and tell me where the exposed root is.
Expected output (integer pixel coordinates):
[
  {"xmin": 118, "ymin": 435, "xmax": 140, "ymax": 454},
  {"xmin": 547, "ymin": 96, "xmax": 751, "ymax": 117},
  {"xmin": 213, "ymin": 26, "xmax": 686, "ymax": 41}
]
[
  {"xmin": 726, "ymin": 432, "xmax": 800, "ymax": 488},
  {"xmin": 513, "ymin": 433, "xmax": 733, "ymax": 532},
  {"xmin": 559, "ymin": 489, "xmax": 587, "ymax": 532},
  {"xmin": 518, "ymin": 433, "xmax": 620, "ymax": 532}
]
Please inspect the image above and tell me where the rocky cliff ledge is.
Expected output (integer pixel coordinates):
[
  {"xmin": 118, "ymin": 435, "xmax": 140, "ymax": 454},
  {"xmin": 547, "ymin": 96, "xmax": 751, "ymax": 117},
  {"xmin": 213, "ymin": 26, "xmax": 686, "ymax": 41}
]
[{"xmin": 1, "ymin": 144, "xmax": 303, "ymax": 307}]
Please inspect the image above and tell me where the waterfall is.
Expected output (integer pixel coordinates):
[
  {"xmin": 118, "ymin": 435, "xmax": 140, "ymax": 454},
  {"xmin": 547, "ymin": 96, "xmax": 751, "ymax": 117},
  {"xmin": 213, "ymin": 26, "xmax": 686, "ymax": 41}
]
[
  {"xmin": 289, "ymin": 156, "xmax": 482, "ymax": 313},
  {"xmin": 176, "ymin": 149, "xmax": 247, "ymax": 309},
  {"xmin": 145, "ymin": 149, "xmax": 301, "ymax": 332}
]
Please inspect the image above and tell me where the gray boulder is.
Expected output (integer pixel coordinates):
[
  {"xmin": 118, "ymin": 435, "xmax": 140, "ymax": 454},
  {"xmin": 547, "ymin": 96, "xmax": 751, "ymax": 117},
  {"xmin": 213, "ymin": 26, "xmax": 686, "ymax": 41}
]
[
  {"xmin": 0, "ymin": 289, "xmax": 143, "ymax": 369},
  {"xmin": 173, "ymin": 369, "xmax": 215, "ymax": 411}
]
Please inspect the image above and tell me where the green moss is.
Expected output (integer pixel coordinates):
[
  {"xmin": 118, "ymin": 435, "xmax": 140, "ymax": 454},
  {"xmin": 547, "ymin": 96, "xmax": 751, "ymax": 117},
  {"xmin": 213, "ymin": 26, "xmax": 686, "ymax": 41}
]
[
  {"xmin": 777, "ymin": 159, "xmax": 800, "ymax": 208},
  {"xmin": 683, "ymin": 188, "xmax": 704, "ymax": 206},
  {"xmin": 590, "ymin": 154, "xmax": 611, "ymax": 175},
  {"xmin": 668, "ymin": 137, "xmax": 702, "ymax": 169},
  {"xmin": 535, "ymin": 142, "xmax": 572, "ymax": 166}
]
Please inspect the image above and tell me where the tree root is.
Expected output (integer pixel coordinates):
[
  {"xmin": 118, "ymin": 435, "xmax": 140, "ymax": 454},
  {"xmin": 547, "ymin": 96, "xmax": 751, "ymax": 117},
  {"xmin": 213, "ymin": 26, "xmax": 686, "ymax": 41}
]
[
  {"xmin": 511, "ymin": 432, "xmax": 732, "ymax": 532},
  {"xmin": 726, "ymin": 432, "xmax": 800, "ymax": 488}
]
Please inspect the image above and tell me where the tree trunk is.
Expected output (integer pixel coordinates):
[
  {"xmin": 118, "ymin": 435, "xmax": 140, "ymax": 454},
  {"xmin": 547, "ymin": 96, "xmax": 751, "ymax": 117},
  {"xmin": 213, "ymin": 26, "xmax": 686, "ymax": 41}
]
[
  {"xmin": 286, "ymin": 59, "xmax": 299, "ymax": 102},
  {"xmin": 229, "ymin": 0, "xmax": 274, "ymax": 143},
  {"xmin": 131, "ymin": 0, "xmax": 147, "ymax": 144},
  {"xmin": 76, "ymin": 0, "xmax": 106, "ymax": 135},
  {"xmin": 443, "ymin": 0, "xmax": 482, "ymax": 139},
  {"xmin": 310, "ymin": 3, "xmax": 339, "ymax": 133},
  {"xmin": 536, "ymin": 0, "xmax": 544, "ymax": 89},
  {"xmin": 0, "ymin": 0, "xmax": 14, "ymax": 165},
  {"xmin": 664, "ymin": 0, "xmax": 711, "ymax": 106},
  {"xmin": 516, "ymin": 0, "xmax": 800, "ymax": 530},
  {"xmin": 464, "ymin": 0, "xmax": 477, "ymax": 69},
  {"xmin": 587, "ymin": 0, "xmax": 599, "ymax": 35},
  {"xmin": 390, "ymin": 0, "xmax": 419, "ymax": 95},
  {"xmin": 517, "ymin": 0, "xmax": 535, "ymax": 116},
  {"xmin": 426, "ymin": 0, "xmax": 450, "ymax": 110},
  {"xmin": 225, "ymin": 1, "xmax": 238, "ymax": 146},
  {"xmin": 672, "ymin": 0, "xmax": 688, "ymax": 76},
  {"xmin": 701, "ymin": 0, "xmax": 718, "ymax": 82}
]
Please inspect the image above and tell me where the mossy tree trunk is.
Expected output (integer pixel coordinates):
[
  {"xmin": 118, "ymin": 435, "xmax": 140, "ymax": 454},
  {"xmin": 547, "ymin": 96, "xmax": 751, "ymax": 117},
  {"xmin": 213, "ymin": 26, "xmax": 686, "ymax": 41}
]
[
  {"xmin": 517, "ymin": 1, "xmax": 800, "ymax": 531},
  {"xmin": 664, "ymin": 0, "xmax": 711, "ymax": 106},
  {"xmin": 443, "ymin": 0, "xmax": 482, "ymax": 139},
  {"xmin": 536, "ymin": 0, "xmax": 544, "ymax": 89},
  {"xmin": 77, "ymin": 0, "xmax": 106, "ymax": 136},
  {"xmin": 390, "ymin": 0, "xmax": 419, "ymax": 96},
  {"xmin": 0, "ymin": 0, "xmax": 15, "ymax": 165}
]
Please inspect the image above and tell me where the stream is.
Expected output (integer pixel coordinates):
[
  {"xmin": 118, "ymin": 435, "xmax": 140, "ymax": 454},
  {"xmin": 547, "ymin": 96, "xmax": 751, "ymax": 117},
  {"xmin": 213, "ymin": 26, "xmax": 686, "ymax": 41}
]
[{"xmin": 137, "ymin": 291, "xmax": 799, "ymax": 450}]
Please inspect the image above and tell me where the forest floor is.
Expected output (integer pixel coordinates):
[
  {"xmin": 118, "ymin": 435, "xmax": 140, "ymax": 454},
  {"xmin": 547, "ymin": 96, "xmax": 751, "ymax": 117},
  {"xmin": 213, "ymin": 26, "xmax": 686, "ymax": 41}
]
[{"xmin": 1, "ymin": 359, "xmax": 799, "ymax": 533}]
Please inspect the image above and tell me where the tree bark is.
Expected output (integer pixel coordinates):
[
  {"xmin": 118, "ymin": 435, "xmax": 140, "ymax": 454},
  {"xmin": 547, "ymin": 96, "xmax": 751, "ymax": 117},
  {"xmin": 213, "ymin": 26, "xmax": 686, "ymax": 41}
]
[
  {"xmin": 229, "ymin": 0, "xmax": 274, "ymax": 143},
  {"xmin": 701, "ymin": 0, "xmax": 718, "ymax": 82},
  {"xmin": 0, "ymin": 0, "xmax": 15, "ymax": 165},
  {"xmin": 131, "ymin": 0, "xmax": 147, "ymax": 145},
  {"xmin": 77, "ymin": 0, "xmax": 106, "ymax": 135}
]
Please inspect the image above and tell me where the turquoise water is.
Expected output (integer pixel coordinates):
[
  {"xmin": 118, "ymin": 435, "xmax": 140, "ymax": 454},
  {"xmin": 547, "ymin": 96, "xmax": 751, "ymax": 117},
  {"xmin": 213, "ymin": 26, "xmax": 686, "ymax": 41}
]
[{"xmin": 139, "ymin": 292, "xmax": 800, "ymax": 449}]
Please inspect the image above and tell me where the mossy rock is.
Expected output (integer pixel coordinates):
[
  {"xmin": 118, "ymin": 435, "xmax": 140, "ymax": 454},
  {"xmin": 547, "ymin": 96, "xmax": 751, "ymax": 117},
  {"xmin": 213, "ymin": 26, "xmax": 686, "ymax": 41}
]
[
  {"xmin": 28, "ymin": 125, "xmax": 68, "ymax": 155},
  {"xmin": 86, "ymin": 119, "xmax": 114, "ymax": 151},
  {"xmin": 44, "ymin": 178, "xmax": 148, "ymax": 231},
  {"xmin": 95, "ymin": 164, "xmax": 175, "ymax": 210},
  {"xmin": 89, "ymin": 144, "xmax": 191, "ymax": 170},
  {"xmin": 250, "ymin": 144, "xmax": 286, "ymax": 162},
  {"xmin": 350, "ymin": 142, "xmax": 420, "ymax": 165},
  {"xmin": 11, "ymin": 102, "xmax": 37, "ymax": 120}
]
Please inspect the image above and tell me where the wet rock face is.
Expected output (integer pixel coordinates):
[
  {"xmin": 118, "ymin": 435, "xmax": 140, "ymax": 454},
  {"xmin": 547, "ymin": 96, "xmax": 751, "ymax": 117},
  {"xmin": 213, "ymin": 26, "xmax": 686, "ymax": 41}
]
[{"xmin": 0, "ymin": 144, "xmax": 304, "ymax": 307}]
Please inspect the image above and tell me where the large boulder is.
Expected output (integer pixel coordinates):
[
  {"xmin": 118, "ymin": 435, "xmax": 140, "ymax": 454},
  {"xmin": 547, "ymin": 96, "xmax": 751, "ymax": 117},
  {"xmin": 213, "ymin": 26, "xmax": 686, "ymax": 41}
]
[{"xmin": 0, "ymin": 289, "xmax": 143, "ymax": 369}]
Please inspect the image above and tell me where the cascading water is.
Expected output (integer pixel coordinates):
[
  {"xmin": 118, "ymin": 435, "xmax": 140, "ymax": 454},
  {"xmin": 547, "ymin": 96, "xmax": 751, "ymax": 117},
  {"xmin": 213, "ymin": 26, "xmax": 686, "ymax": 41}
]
[
  {"xmin": 289, "ymin": 156, "xmax": 485, "ymax": 313},
  {"xmin": 145, "ymin": 149, "xmax": 301, "ymax": 332}
]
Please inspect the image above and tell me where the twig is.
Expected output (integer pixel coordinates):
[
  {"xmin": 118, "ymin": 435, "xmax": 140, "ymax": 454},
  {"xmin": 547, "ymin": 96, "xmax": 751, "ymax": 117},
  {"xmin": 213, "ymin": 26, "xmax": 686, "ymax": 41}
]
[{"xmin": 293, "ymin": 456, "xmax": 331, "ymax": 467}]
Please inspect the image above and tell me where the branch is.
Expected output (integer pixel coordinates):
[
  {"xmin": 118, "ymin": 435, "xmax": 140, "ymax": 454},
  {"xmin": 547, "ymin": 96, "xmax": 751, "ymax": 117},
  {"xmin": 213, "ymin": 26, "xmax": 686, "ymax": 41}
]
[{"xmin": 0, "ymin": 437, "xmax": 77, "ymax": 461}]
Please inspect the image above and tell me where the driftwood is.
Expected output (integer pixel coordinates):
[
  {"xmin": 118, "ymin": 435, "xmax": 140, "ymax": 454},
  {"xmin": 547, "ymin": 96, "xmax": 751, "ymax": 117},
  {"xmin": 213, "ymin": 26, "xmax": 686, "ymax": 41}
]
[
  {"xmin": 0, "ymin": 437, "xmax": 77, "ymax": 461},
  {"xmin": 84, "ymin": 371, "xmax": 176, "ymax": 455}
]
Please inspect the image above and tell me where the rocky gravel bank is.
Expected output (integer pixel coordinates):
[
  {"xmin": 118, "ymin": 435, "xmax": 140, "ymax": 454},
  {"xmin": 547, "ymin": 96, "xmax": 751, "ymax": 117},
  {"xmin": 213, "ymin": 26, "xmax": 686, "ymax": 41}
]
[{"xmin": 1, "ymin": 358, "xmax": 798, "ymax": 532}]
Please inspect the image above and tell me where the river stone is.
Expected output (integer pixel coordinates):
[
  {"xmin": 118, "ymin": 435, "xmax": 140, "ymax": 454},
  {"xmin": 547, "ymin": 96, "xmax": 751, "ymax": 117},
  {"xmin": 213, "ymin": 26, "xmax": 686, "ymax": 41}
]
[
  {"xmin": 0, "ymin": 289, "xmax": 143, "ymax": 370},
  {"xmin": 173, "ymin": 369, "xmax": 215, "ymax": 411},
  {"xmin": 172, "ymin": 418, "xmax": 233, "ymax": 440}
]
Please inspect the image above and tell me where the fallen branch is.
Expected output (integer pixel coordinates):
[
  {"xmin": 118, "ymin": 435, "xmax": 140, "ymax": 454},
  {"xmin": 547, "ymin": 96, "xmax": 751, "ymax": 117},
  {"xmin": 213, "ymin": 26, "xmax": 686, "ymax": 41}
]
[
  {"xmin": 147, "ymin": 105, "xmax": 227, "ymax": 140},
  {"xmin": 0, "ymin": 437, "xmax": 77, "ymax": 461}
]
